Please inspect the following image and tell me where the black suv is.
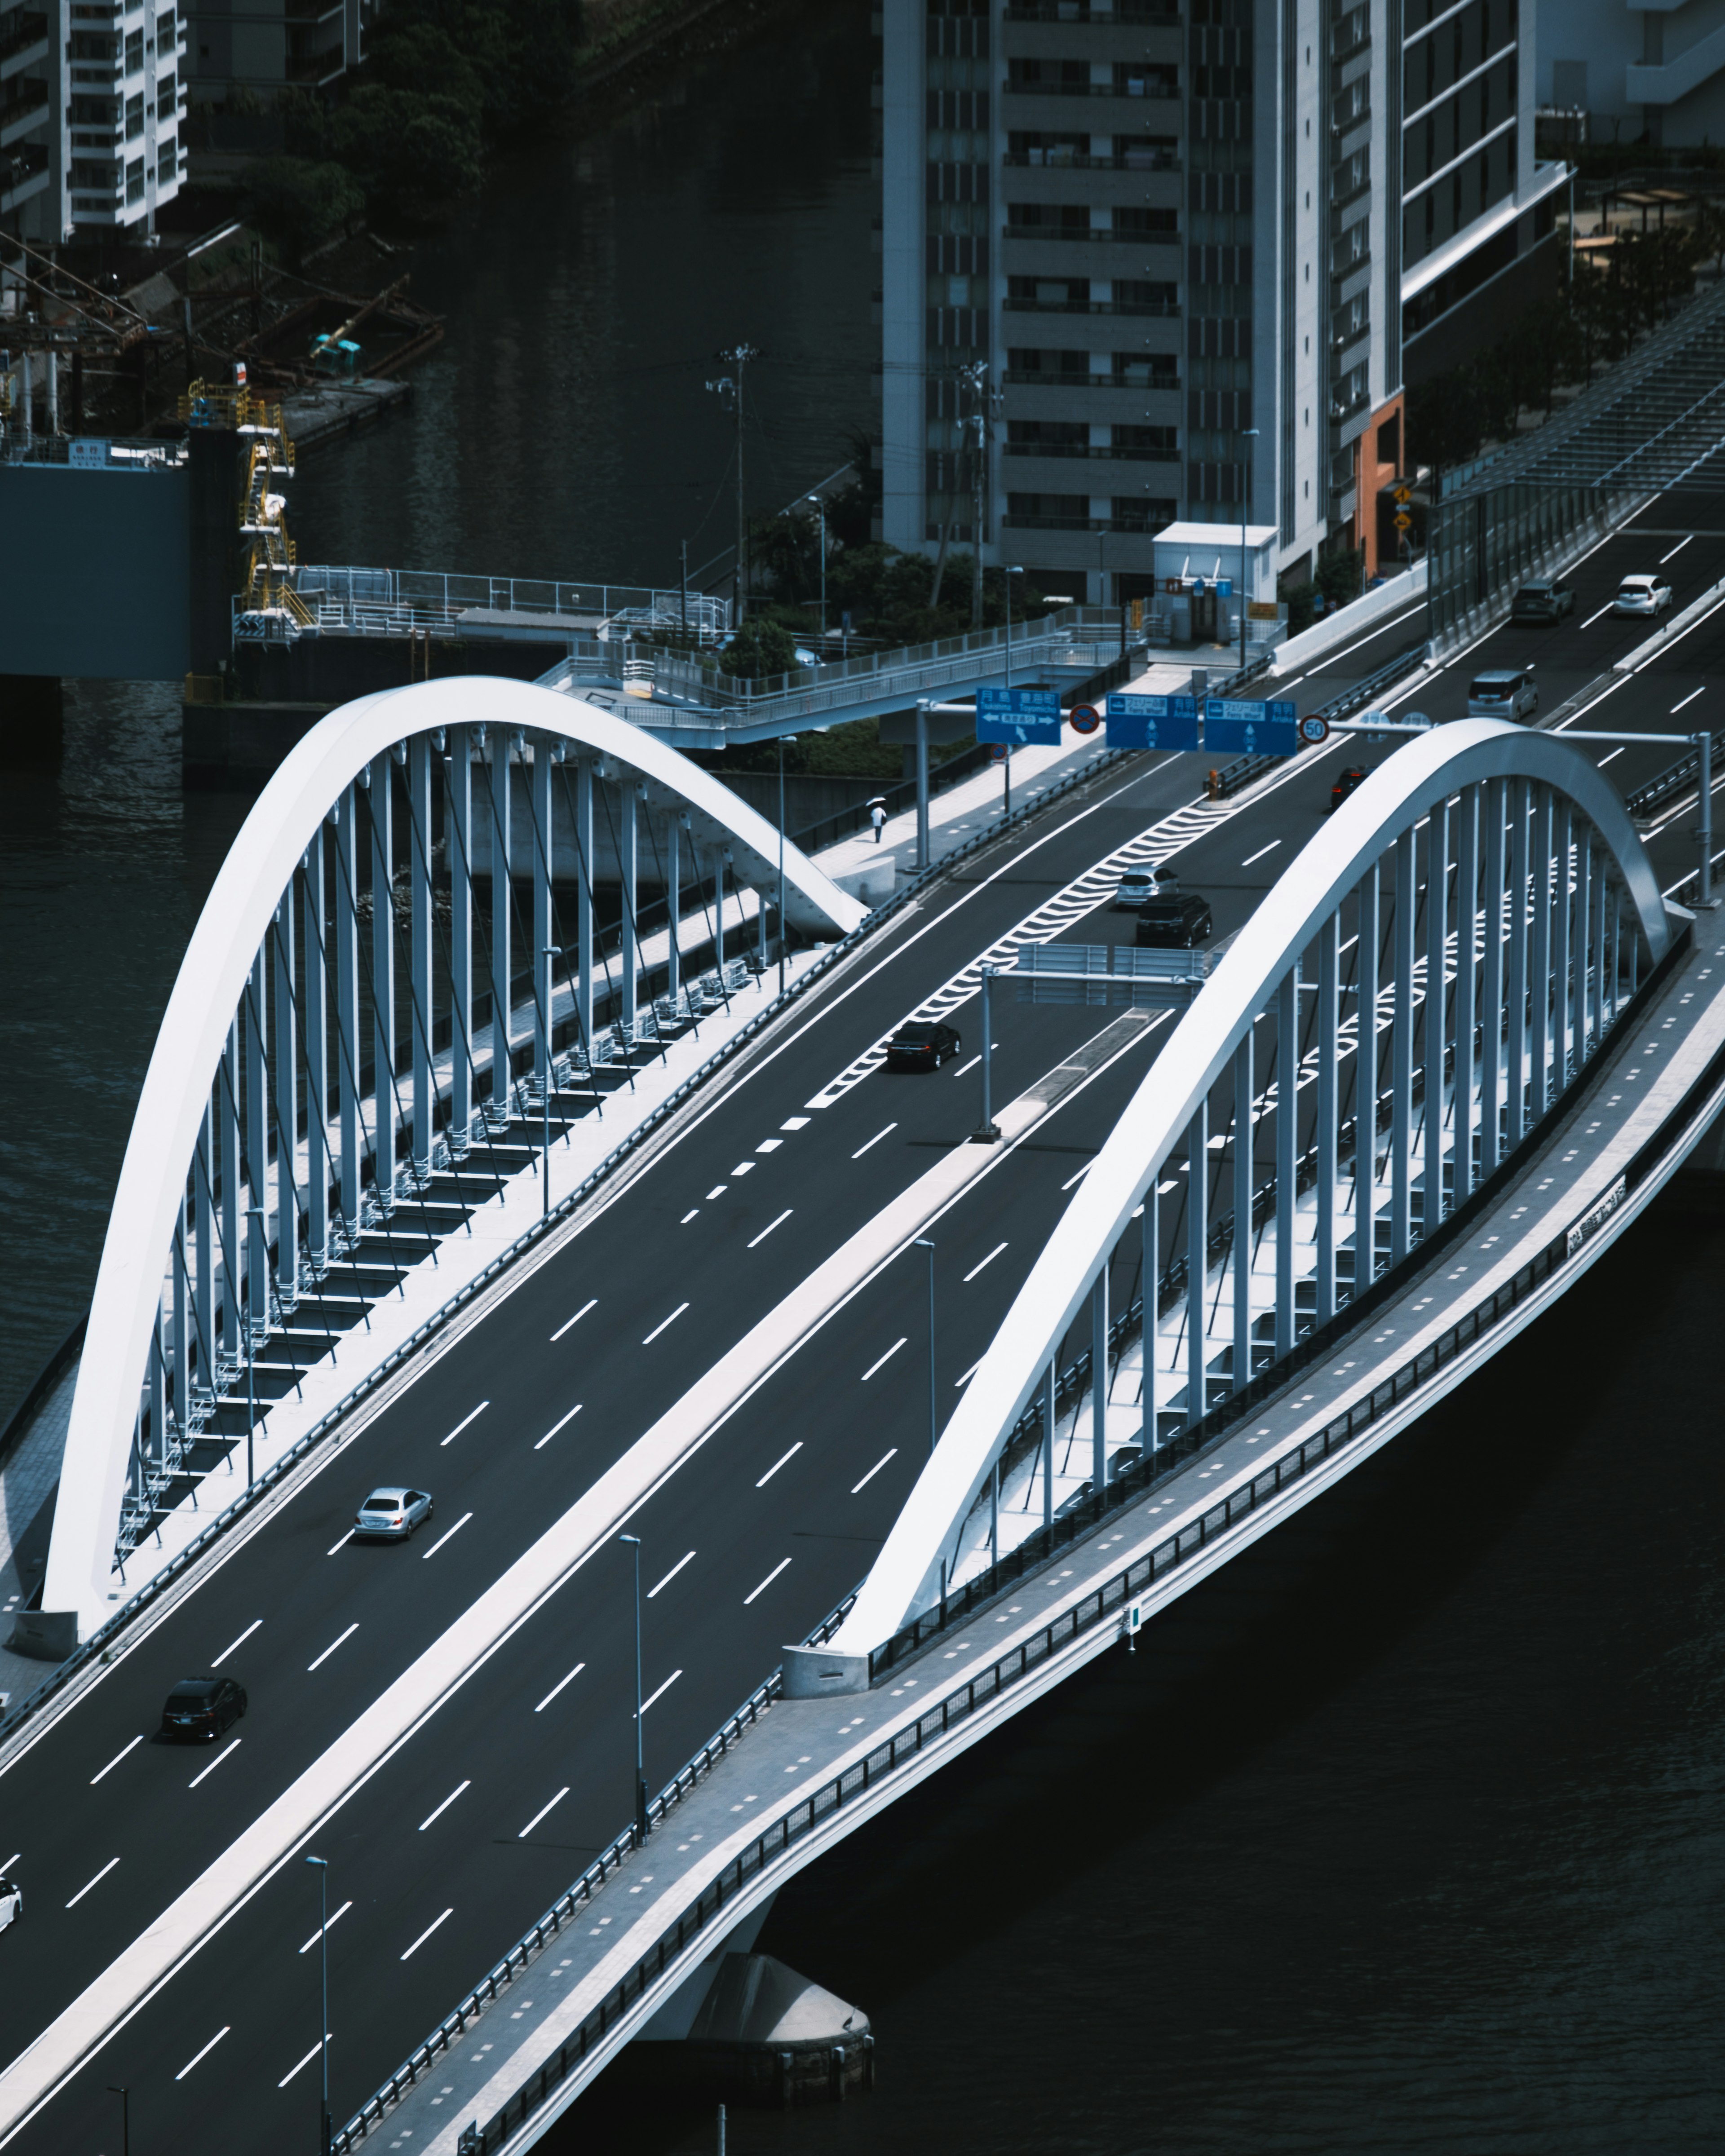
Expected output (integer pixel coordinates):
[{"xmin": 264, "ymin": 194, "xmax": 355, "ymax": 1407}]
[
  {"xmin": 161, "ymin": 1676, "xmax": 248, "ymax": 1742},
  {"xmin": 1135, "ymin": 892, "xmax": 1213, "ymax": 948}
]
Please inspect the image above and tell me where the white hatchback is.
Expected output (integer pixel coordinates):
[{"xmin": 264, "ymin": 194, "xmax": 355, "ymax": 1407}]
[
  {"xmin": 1613, "ymin": 574, "xmax": 1673, "ymax": 617},
  {"xmin": 0, "ymin": 1878, "xmax": 20, "ymax": 1936}
]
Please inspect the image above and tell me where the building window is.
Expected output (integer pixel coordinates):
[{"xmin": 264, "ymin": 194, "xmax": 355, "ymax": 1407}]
[
  {"xmin": 156, "ymin": 137, "xmax": 177, "ymax": 182},
  {"xmin": 156, "ymin": 69, "xmax": 174, "ymax": 116},
  {"xmin": 124, "ymin": 26, "xmax": 142, "ymax": 70},
  {"xmin": 126, "ymin": 154, "xmax": 144, "ymax": 202},
  {"xmin": 125, "ymin": 91, "xmax": 143, "ymax": 137}
]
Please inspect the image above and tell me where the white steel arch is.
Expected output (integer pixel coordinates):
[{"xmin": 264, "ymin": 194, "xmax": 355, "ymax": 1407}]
[
  {"xmin": 46, "ymin": 677, "xmax": 866, "ymax": 1639},
  {"xmin": 835, "ymin": 720, "xmax": 1673, "ymax": 1653}
]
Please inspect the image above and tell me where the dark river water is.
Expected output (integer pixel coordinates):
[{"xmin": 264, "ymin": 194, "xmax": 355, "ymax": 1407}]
[{"xmin": 5, "ymin": 8, "xmax": 1725, "ymax": 2151}]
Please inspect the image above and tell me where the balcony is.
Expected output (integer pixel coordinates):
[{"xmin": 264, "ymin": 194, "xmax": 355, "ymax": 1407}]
[
  {"xmin": 1005, "ymin": 3, "xmax": 1179, "ymax": 19},
  {"xmin": 1003, "ymin": 513, "xmax": 1166, "ymax": 533},
  {"xmin": 1004, "ymin": 368, "xmax": 1179, "ymax": 390},
  {"xmin": 1005, "ymin": 79, "xmax": 1179, "ymax": 99},
  {"xmin": 0, "ymin": 132, "xmax": 46, "ymax": 200},
  {"xmin": 1005, "ymin": 442, "xmax": 1178, "ymax": 462},
  {"xmin": 0, "ymin": 8, "xmax": 47, "ymax": 67},
  {"xmin": 1004, "ymin": 223, "xmax": 1179, "ymax": 245},
  {"xmin": 0, "ymin": 76, "xmax": 46, "ymax": 140},
  {"xmin": 1005, "ymin": 295, "xmax": 1179, "ymax": 316},
  {"xmin": 1004, "ymin": 148, "xmax": 1179, "ymax": 171}
]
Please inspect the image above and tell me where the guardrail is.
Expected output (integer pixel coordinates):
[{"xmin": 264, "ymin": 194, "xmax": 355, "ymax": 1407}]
[
  {"xmin": 1626, "ymin": 744, "xmax": 1703, "ymax": 819},
  {"xmin": 358, "ymin": 979, "xmax": 1725, "ymax": 2151}
]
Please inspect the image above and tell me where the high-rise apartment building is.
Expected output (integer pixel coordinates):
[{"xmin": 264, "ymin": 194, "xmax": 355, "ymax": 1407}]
[
  {"xmin": 0, "ymin": 0, "xmax": 185, "ymax": 243},
  {"xmin": 1539, "ymin": 0, "xmax": 1725, "ymax": 146},
  {"xmin": 878, "ymin": 0, "xmax": 1568, "ymax": 605}
]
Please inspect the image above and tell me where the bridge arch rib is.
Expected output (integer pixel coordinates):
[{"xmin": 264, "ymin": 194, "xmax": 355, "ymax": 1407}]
[
  {"xmin": 44, "ymin": 676, "xmax": 867, "ymax": 1641},
  {"xmin": 836, "ymin": 718, "xmax": 1674, "ymax": 1654}
]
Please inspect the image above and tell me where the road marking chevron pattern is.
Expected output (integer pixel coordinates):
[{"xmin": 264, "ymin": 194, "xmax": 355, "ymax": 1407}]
[{"xmin": 805, "ymin": 795, "xmax": 1252, "ymax": 1110}]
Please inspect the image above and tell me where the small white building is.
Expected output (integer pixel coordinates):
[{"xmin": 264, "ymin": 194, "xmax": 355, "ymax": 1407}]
[{"xmin": 1151, "ymin": 522, "xmax": 1278, "ymax": 607}]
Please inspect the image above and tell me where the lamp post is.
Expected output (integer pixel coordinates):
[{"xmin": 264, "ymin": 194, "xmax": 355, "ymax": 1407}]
[
  {"xmin": 541, "ymin": 944, "xmax": 562, "ymax": 1219},
  {"xmin": 806, "ymin": 493, "xmax": 826, "ymax": 640},
  {"xmin": 244, "ymin": 1203, "xmax": 265, "ymax": 1489},
  {"xmin": 971, "ymin": 967, "xmax": 1000, "ymax": 1143},
  {"xmin": 1002, "ymin": 565, "xmax": 1024, "ymax": 818},
  {"xmin": 776, "ymin": 734, "xmax": 798, "ymax": 997},
  {"xmin": 1239, "ymin": 427, "xmax": 1259, "ymax": 673},
  {"xmin": 618, "ymin": 1533, "xmax": 648, "ymax": 1843},
  {"xmin": 914, "ymin": 1237, "xmax": 937, "ymax": 1456},
  {"xmin": 305, "ymin": 1855, "xmax": 331, "ymax": 2156},
  {"xmin": 106, "ymin": 2086, "xmax": 128, "ymax": 2156}
]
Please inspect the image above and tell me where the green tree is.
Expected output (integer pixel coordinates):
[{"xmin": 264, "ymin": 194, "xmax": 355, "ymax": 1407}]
[
  {"xmin": 243, "ymin": 156, "xmax": 363, "ymax": 267},
  {"xmin": 721, "ymin": 617, "xmax": 798, "ymax": 681},
  {"xmin": 328, "ymin": 83, "xmax": 484, "ymax": 220}
]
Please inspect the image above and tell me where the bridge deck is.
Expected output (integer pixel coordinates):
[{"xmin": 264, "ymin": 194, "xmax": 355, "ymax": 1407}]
[{"xmin": 361, "ymin": 915, "xmax": 1725, "ymax": 2156}]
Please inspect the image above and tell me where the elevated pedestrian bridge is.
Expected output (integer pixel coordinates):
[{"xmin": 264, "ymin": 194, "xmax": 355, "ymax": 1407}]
[{"xmin": 317, "ymin": 720, "xmax": 1725, "ymax": 2155}]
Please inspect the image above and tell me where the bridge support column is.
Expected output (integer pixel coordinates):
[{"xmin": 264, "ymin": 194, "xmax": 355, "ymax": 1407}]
[
  {"xmin": 1552, "ymin": 799, "xmax": 1572, "ymax": 1090},
  {"xmin": 1530, "ymin": 787, "xmax": 1554, "ymax": 1118},
  {"xmin": 245, "ymin": 953, "xmax": 269, "ymax": 1339},
  {"xmin": 1423, "ymin": 800, "xmax": 1449, "ymax": 1235},
  {"xmin": 1275, "ymin": 968, "xmax": 1297, "ymax": 1356},
  {"xmin": 667, "ymin": 813, "xmax": 683, "ymax": 1008},
  {"xmin": 488, "ymin": 734, "xmax": 513, "ymax": 1122},
  {"xmin": 173, "ymin": 1202, "xmax": 191, "ymax": 1436},
  {"xmin": 304, "ymin": 827, "xmax": 330, "ymax": 1270},
  {"xmin": 334, "ymin": 788, "xmax": 363, "ymax": 1227},
  {"xmin": 219, "ymin": 1023, "xmax": 240, "ymax": 1359},
  {"xmin": 1482, "ymin": 780, "xmax": 1507, "ymax": 1176},
  {"xmin": 1356, "ymin": 861, "xmax": 1380, "ymax": 1279},
  {"xmin": 1142, "ymin": 1173, "xmax": 1160, "ymax": 1449},
  {"xmin": 715, "ymin": 850, "xmax": 727, "ymax": 978},
  {"xmin": 409, "ymin": 738, "xmax": 434, "ymax": 1182},
  {"xmin": 1391, "ymin": 828, "xmax": 1415, "ymax": 1263},
  {"xmin": 369, "ymin": 757, "xmax": 398, "ymax": 1188},
  {"xmin": 1610, "ymin": 887, "xmax": 1623, "ymax": 1027},
  {"xmin": 448, "ymin": 734, "xmax": 474, "ymax": 1152},
  {"xmin": 1452, "ymin": 797, "xmax": 1477, "ymax": 1198},
  {"xmin": 575, "ymin": 756, "xmax": 595, "ymax": 1055},
  {"xmin": 1231, "ymin": 1031, "xmax": 1252, "ymax": 1360},
  {"xmin": 621, "ymin": 782, "xmax": 640, "ymax": 1035},
  {"xmin": 1091, "ymin": 1264, "xmax": 1108, "ymax": 1489},
  {"xmin": 272, "ymin": 899, "xmax": 299, "ymax": 1308},
  {"xmin": 1573, "ymin": 834, "xmax": 1592, "ymax": 1073},
  {"xmin": 1186, "ymin": 1100, "xmax": 1207, "ymax": 1428},
  {"xmin": 1507, "ymin": 783, "xmax": 1530, "ymax": 1147},
  {"xmin": 195, "ymin": 1099, "xmax": 215, "ymax": 1393},
  {"xmin": 1316, "ymin": 913, "xmax": 1339, "ymax": 1318},
  {"xmin": 1044, "ymin": 1361, "xmax": 1056, "ymax": 1518},
  {"xmin": 532, "ymin": 741, "xmax": 554, "ymax": 1094}
]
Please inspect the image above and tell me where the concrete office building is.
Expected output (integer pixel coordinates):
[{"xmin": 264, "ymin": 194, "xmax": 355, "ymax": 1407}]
[
  {"xmin": 877, "ymin": 0, "xmax": 1567, "ymax": 603},
  {"xmin": 1539, "ymin": 0, "xmax": 1725, "ymax": 146},
  {"xmin": 0, "ymin": 0, "xmax": 185, "ymax": 243},
  {"xmin": 184, "ymin": 0, "xmax": 363, "ymax": 106}
]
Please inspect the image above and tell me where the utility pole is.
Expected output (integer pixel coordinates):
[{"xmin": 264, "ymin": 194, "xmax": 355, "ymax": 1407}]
[
  {"xmin": 707, "ymin": 345, "xmax": 761, "ymax": 622},
  {"xmin": 957, "ymin": 359, "xmax": 995, "ymax": 629}
]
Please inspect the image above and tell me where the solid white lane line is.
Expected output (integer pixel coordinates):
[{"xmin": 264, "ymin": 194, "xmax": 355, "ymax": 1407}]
[
  {"xmin": 1672, "ymin": 685, "xmax": 1706, "ymax": 712},
  {"xmin": 1661, "ymin": 535, "xmax": 1694, "ymax": 563},
  {"xmin": 307, "ymin": 1624, "xmax": 358, "ymax": 1673},
  {"xmin": 421, "ymin": 1512, "xmax": 473, "ymax": 1561},
  {"xmin": 188, "ymin": 1740, "xmax": 241, "ymax": 1789},
  {"xmin": 550, "ymin": 1300, "xmax": 597, "ymax": 1342},
  {"xmin": 647, "ymin": 1551, "xmax": 696, "ymax": 1599},
  {"xmin": 1061, "ymin": 1162, "xmax": 1092, "ymax": 1191},
  {"xmin": 399, "ymin": 1908, "xmax": 454, "ymax": 1962},
  {"xmin": 642, "ymin": 1302, "xmax": 689, "ymax": 1345},
  {"xmin": 212, "ymin": 1619, "xmax": 262, "ymax": 1665},
  {"xmin": 297, "ymin": 1901, "xmax": 352, "ymax": 1954},
  {"xmin": 326, "ymin": 1530, "xmax": 354, "ymax": 1557},
  {"xmin": 681, "ymin": 1209, "xmax": 699, "ymax": 1224},
  {"xmin": 174, "ymin": 2026, "xmax": 230, "ymax": 2080},
  {"xmin": 417, "ymin": 1780, "xmax": 471, "ymax": 1832},
  {"xmin": 852, "ymin": 1123, "xmax": 897, "ymax": 1158},
  {"xmin": 1241, "ymin": 840, "xmax": 1281, "ymax": 867},
  {"xmin": 90, "ymin": 1736, "xmax": 143, "ymax": 1786},
  {"xmin": 639, "ymin": 1670, "xmax": 683, "ymax": 1714},
  {"xmin": 851, "ymin": 1449, "xmax": 898, "ymax": 1494},
  {"xmin": 439, "ymin": 1401, "xmax": 490, "ymax": 1448},
  {"xmin": 1581, "ymin": 600, "xmax": 1615, "ymax": 627},
  {"xmin": 65, "ymin": 1859, "xmax": 118, "ymax": 1909},
  {"xmin": 278, "ymin": 2036, "xmax": 331, "ymax": 2088},
  {"xmin": 748, "ymin": 1209, "xmax": 792, "ymax": 1249},
  {"xmin": 535, "ymin": 1405, "xmax": 582, "ymax": 1451},
  {"xmin": 860, "ymin": 1338, "xmax": 907, "ymax": 1382},
  {"xmin": 534, "ymin": 1661, "xmax": 586, "ymax": 1714},
  {"xmin": 706, "ymin": 1185, "xmax": 727, "ymax": 1200},
  {"xmin": 755, "ymin": 1443, "xmax": 802, "ymax": 1488},
  {"xmin": 955, "ymin": 1356, "xmax": 983, "ymax": 1386},
  {"xmin": 1597, "ymin": 746, "xmax": 1626, "ymax": 767},
  {"xmin": 963, "ymin": 1241, "xmax": 1008, "ymax": 1282},
  {"xmin": 743, "ymin": 1559, "xmax": 792, "ymax": 1606},
  {"xmin": 517, "ymin": 1787, "xmax": 571, "ymax": 1840}
]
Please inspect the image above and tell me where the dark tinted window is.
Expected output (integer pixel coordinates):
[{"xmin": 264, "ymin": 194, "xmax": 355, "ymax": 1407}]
[{"xmin": 169, "ymin": 1681, "xmax": 217, "ymax": 1700}]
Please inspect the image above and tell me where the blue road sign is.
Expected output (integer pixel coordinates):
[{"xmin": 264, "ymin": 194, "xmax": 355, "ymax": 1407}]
[
  {"xmin": 1204, "ymin": 697, "xmax": 1298, "ymax": 758},
  {"xmin": 1106, "ymin": 691, "xmax": 1199, "ymax": 752},
  {"xmin": 976, "ymin": 684, "xmax": 1063, "ymax": 746}
]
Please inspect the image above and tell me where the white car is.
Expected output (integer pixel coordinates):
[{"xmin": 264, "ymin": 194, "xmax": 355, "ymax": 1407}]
[
  {"xmin": 354, "ymin": 1486, "xmax": 434, "ymax": 1541},
  {"xmin": 0, "ymin": 1878, "xmax": 20, "ymax": 1935},
  {"xmin": 1613, "ymin": 575, "xmax": 1673, "ymax": 617}
]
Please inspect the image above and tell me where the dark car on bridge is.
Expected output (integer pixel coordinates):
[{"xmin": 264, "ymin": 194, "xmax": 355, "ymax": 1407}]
[
  {"xmin": 160, "ymin": 1676, "xmax": 247, "ymax": 1742},
  {"xmin": 1509, "ymin": 578, "xmax": 1575, "ymax": 623},
  {"xmin": 1135, "ymin": 892, "xmax": 1213, "ymax": 947},
  {"xmin": 1330, "ymin": 765, "xmax": 1369, "ymax": 813},
  {"xmin": 885, "ymin": 1021, "xmax": 963, "ymax": 1071}
]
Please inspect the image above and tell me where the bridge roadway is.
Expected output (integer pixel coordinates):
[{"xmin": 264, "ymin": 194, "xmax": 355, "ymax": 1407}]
[{"xmin": 2, "ymin": 501, "xmax": 1723, "ymax": 2152}]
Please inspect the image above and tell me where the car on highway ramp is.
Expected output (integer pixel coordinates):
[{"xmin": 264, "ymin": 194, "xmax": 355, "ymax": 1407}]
[
  {"xmin": 1466, "ymin": 669, "xmax": 1539, "ymax": 721},
  {"xmin": 886, "ymin": 1021, "xmax": 963, "ymax": 1071},
  {"xmin": 160, "ymin": 1676, "xmax": 247, "ymax": 1742},
  {"xmin": 0, "ymin": 1878, "xmax": 20, "ymax": 1935},
  {"xmin": 1613, "ymin": 574, "xmax": 1673, "ymax": 617},
  {"xmin": 1510, "ymin": 579, "xmax": 1575, "ymax": 623},
  {"xmin": 1135, "ymin": 890, "xmax": 1213, "ymax": 947},
  {"xmin": 355, "ymin": 1486, "xmax": 434, "ymax": 1540},
  {"xmin": 1329, "ymin": 765, "xmax": 1369, "ymax": 813}
]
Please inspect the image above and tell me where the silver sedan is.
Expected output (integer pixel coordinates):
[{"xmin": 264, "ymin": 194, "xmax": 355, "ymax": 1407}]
[{"xmin": 354, "ymin": 1486, "xmax": 434, "ymax": 1540}]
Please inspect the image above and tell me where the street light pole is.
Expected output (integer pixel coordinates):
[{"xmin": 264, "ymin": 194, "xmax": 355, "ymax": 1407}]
[
  {"xmin": 618, "ymin": 1533, "xmax": 648, "ymax": 1843},
  {"xmin": 914, "ymin": 1237, "xmax": 937, "ymax": 1456},
  {"xmin": 971, "ymin": 967, "xmax": 1000, "ymax": 1143},
  {"xmin": 106, "ymin": 2086, "xmax": 128, "ymax": 2156},
  {"xmin": 806, "ymin": 493, "xmax": 826, "ymax": 640},
  {"xmin": 305, "ymin": 1855, "xmax": 331, "ymax": 2156},
  {"xmin": 776, "ymin": 734, "xmax": 797, "ymax": 998},
  {"xmin": 244, "ymin": 1203, "xmax": 265, "ymax": 1489},
  {"xmin": 1003, "ymin": 565, "xmax": 1022, "ymax": 819},
  {"xmin": 541, "ymin": 944, "xmax": 562, "ymax": 1218},
  {"xmin": 1239, "ymin": 428, "xmax": 1259, "ymax": 675}
]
